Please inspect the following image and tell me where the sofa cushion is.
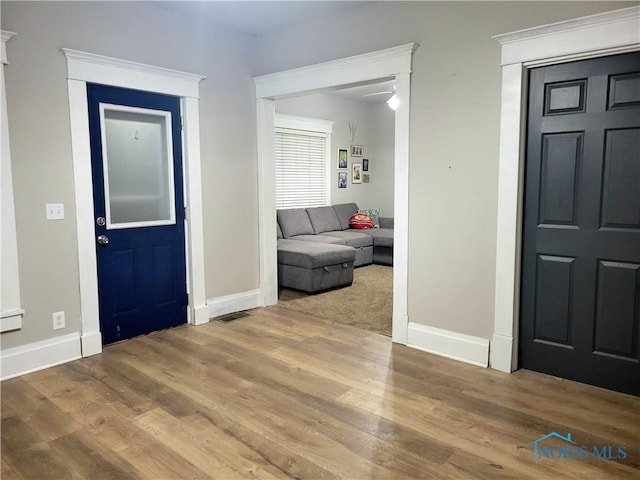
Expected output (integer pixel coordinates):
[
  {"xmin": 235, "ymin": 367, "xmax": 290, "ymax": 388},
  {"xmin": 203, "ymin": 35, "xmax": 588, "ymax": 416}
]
[
  {"xmin": 332, "ymin": 203, "xmax": 359, "ymax": 230},
  {"xmin": 349, "ymin": 212, "xmax": 374, "ymax": 229},
  {"xmin": 379, "ymin": 217, "xmax": 394, "ymax": 229},
  {"xmin": 277, "ymin": 222, "xmax": 283, "ymax": 239},
  {"xmin": 277, "ymin": 239, "xmax": 356, "ymax": 269},
  {"xmin": 288, "ymin": 235, "xmax": 346, "ymax": 245},
  {"xmin": 361, "ymin": 228, "xmax": 394, "ymax": 247},
  {"xmin": 319, "ymin": 230, "xmax": 373, "ymax": 248},
  {"xmin": 306, "ymin": 206, "xmax": 342, "ymax": 234},
  {"xmin": 361, "ymin": 208, "xmax": 380, "ymax": 228},
  {"xmin": 277, "ymin": 208, "xmax": 314, "ymax": 238}
]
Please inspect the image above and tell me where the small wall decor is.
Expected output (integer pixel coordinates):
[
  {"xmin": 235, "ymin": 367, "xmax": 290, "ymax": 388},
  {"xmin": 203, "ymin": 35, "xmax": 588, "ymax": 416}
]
[
  {"xmin": 363, "ymin": 174, "xmax": 370, "ymax": 184},
  {"xmin": 352, "ymin": 163, "xmax": 362, "ymax": 184},
  {"xmin": 351, "ymin": 145, "xmax": 363, "ymax": 157},
  {"xmin": 337, "ymin": 149, "xmax": 348, "ymax": 169},
  {"xmin": 338, "ymin": 171, "xmax": 348, "ymax": 188},
  {"xmin": 363, "ymin": 158, "xmax": 369, "ymax": 171}
]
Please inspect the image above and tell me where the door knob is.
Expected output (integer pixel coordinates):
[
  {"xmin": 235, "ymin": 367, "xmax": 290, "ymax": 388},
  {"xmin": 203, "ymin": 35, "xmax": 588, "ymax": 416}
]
[{"xmin": 97, "ymin": 235, "xmax": 109, "ymax": 246}]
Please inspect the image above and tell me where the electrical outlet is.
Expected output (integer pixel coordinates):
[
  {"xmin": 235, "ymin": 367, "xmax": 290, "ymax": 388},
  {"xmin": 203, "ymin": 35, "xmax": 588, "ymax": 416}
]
[{"xmin": 52, "ymin": 311, "xmax": 65, "ymax": 330}]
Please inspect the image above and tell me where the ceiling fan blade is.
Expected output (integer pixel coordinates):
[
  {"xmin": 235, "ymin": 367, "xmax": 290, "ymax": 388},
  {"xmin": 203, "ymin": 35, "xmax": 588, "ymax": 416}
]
[{"xmin": 362, "ymin": 91, "xmax": 393, "ymax": 97}]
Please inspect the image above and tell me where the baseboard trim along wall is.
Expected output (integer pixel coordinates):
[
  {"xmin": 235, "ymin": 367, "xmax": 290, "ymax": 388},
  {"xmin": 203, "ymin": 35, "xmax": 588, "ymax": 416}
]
[
  {"xmin": 407, "ymin": 323, "xmax": 490, "ymax": 368},
  {"xmin": 1, "ymin": 332, "xmax": 82, "ymax": 380},
  {"xmin": 207, "ymin": 289, "xmax": 262, "ymax": 320}
]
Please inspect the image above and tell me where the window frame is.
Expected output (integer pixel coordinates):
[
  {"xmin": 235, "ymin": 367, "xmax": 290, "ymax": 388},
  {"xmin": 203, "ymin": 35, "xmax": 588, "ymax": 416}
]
[{"xmin": 274, "ymin": 113, "xmax": 334, "ymax": 209}]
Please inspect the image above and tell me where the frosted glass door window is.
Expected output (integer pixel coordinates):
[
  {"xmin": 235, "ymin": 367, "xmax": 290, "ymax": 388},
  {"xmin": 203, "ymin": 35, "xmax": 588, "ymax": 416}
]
[{"xmin": 100, "ymin": 104, "xmax": 176, "ymax": 228}]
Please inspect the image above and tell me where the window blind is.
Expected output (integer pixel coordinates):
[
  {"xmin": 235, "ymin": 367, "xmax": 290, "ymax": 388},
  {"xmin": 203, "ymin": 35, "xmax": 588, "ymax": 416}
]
[{"xmin": 275, "ymin": 128, "xmax": 328, "ymax": 209}]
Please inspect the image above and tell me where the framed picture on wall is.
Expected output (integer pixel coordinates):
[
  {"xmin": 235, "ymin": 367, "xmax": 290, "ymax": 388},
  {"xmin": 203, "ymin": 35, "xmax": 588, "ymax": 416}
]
[
  {"xmin": 338, "ymin": 171, "xmax": 348, "ymax": 188},
  {"xmin": 337, "ymin": 149, "xmax": 348, "ymax": 169},
  {"xmin": 352, "ymin": 163, "xmax": 362, "ymax": 184},
  {"xmin": 363, "ymin": 158, "xmax": 369, "ymax": 171},
  {"xmin": 351, "ymin": 145, "xmax": 364, "ymax": 157}
]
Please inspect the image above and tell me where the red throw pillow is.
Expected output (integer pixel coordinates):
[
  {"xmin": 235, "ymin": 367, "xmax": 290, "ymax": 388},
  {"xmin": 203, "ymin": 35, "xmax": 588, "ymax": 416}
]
[{"xmin": 349, "ymin": 213, "xmax": 374, "ymax": 229}]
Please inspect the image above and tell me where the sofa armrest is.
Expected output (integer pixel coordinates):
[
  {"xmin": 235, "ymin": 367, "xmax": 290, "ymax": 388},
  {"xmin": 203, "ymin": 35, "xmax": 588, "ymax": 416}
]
[{"xmin": 379, "ymin": 217, "xmax": 394, "ymax": 229}]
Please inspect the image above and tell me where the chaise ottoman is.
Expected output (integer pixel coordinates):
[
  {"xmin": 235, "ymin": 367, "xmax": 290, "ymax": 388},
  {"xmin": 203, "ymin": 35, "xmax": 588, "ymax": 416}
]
[{"xmin": 277, "ymin": 239, "xmax": 356, "ymax": 293}]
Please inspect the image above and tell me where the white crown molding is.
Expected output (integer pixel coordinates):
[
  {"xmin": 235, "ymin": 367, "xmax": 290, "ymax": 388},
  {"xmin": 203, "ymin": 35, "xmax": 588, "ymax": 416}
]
[
  {"xmin": 1, "ymin": 30, "xmax": 16, "ymax": 65},
  {"xmin": 254, "ymin": 43, "xmax": 418, "ymax": 99},
  {"xmin": 494, "ymin": 6, "xmax": 640, "ymax": 65},
  {"xmin": 494, "ymin": 6, "xmax": 640, "ymax": 45},
  {"xmin": 61, "ymin": 48, "xmax": 206, "ymax": 98}
]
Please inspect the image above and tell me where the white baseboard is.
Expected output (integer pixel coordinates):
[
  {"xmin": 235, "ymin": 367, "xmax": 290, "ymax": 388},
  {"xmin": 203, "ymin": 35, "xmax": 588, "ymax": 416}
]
[
  {"xmin": 0, "ymin": 308, "xmax": 24, "ymax": 333},
  {"xmin": 81, "ymin": 331, "xmax": 102, "ymax": 357},
  {"xmin": 207, "ymin": 289, "xmax": 261, "ymax": 320},
  {"xmin": 489, "ymin": 332, "xmax": 515, "ymax": 372},
  {"xmin": 407, "ymin": 323, "xmax": 490, "ymax": 368},
  {"xmin": 1, "ymin": 333, "xmax": 82, "ymax": 380}
]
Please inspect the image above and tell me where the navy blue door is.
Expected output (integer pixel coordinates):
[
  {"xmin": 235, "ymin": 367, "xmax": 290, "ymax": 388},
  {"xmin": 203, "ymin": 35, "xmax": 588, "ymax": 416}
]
[{"xmin": 87, "ymin": 84, "xmax": 187, "ymax": 345}]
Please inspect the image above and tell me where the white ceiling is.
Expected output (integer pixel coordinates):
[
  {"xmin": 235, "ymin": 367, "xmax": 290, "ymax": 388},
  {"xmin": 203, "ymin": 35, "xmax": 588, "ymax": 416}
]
[{"xmin": 152, "ymin": 1, "xmax": 369, "ymax": 35}]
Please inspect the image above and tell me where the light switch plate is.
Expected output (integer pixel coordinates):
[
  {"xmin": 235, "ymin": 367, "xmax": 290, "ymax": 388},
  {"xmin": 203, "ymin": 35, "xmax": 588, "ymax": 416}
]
[{"xmin": 46, "ymin": 203, "xmax": 64, "ymax": 220}]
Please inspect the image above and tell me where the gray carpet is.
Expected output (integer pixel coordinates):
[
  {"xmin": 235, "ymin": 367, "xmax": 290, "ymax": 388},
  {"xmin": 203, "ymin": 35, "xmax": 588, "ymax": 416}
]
[{"xmin": 278, "ymin": 265, "xmax": 393, "ymax": 336}]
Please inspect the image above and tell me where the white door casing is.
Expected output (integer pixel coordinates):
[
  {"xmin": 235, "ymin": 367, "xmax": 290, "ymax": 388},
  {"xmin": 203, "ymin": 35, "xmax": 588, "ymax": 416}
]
[
  {"xmin": 1, "ymin": 30, "xmax": 24, "ymax": 333},
  {"xmin": 254, "ymin": 43, "xmax": 417, "ymax": 344},
  {"xmin": 63, "ymin": 49, "xmax": 208, "ymax": 357},
  {"xmin": 491, "ymin": 6, "xmax": 640, "ymax": 372}
]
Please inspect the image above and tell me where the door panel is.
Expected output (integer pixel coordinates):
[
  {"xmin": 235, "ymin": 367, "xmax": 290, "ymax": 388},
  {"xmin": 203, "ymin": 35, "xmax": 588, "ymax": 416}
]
[
  {"xmin": 521, "ymin": 52, "xmax": 640, "ymax": 396},
  {"xmin": 87, "ymin": 84, "xmax": 187, "ymax": 345}
]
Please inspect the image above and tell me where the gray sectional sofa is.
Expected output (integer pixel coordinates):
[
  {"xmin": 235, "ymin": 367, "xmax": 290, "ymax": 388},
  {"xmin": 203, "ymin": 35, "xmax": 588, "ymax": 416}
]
[{"xmin": 277, "ymin": 203, "xmax": 393, "ymax": 293}]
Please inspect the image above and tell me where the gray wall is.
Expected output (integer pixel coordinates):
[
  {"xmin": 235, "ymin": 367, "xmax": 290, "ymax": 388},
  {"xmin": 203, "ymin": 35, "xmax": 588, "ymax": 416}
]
[
  {"xmin": 1, "ymin": 1, "xmax": 634, "ymax": 352},
  {"xmin": 1, "ymin": 1, "xmax": 259, "ymax": 349},
  {"xmin": 366, "ymin": 101, "xmax": 395, "ymax": 218},
  {"xmin": 254, "ymin": 1, "xmax": 636, "ymax": 338},
  {"xmin": 276, "ymin": 92, "xmax": 395, "ymax": 216}
]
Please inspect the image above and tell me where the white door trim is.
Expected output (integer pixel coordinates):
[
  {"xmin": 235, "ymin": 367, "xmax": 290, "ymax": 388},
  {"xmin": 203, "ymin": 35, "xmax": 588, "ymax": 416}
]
[
  {"xmin": 1, "ymin": 30, "xmax": 24, "ymax": 333},
  {"xmin": 62, "ymin": 49, "xmax": 208, "ymax": 357},
  {"xmin": 254, "ymin": 43, "xmax": 417, "ymax": 344},
  {"xmin": 491, "ymin": 6, "xmax": 640, "ymax": 372}
]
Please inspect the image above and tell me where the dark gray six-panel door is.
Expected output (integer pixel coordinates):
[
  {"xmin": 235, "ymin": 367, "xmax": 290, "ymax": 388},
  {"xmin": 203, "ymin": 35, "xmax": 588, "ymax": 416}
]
[{"xmin": 521, "ymin": 52, "xmax": 640, "ymax": 396}]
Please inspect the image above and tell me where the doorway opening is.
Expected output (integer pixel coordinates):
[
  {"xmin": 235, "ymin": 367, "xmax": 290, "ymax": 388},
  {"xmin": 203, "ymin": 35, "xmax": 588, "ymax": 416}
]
[
  {"xmin": 274, "ymin": 79, "xmax": 396, "ymax": 336},
  {"xmin": 254, "ymin": 43, "xmax": 417, "ymax": 345}
]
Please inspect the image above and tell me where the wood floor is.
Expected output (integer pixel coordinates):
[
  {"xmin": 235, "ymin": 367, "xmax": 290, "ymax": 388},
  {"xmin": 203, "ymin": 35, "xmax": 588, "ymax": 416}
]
[{"xmin": 2, "ymin": 307, "xmax": 639, "ymax": 479}]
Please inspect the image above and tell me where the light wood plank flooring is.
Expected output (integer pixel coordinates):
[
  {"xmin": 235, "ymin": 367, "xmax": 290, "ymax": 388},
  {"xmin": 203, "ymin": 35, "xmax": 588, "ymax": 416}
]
[{"xmin": 2, "ymin": 306, "xmax": 639, "ymax": 479}]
